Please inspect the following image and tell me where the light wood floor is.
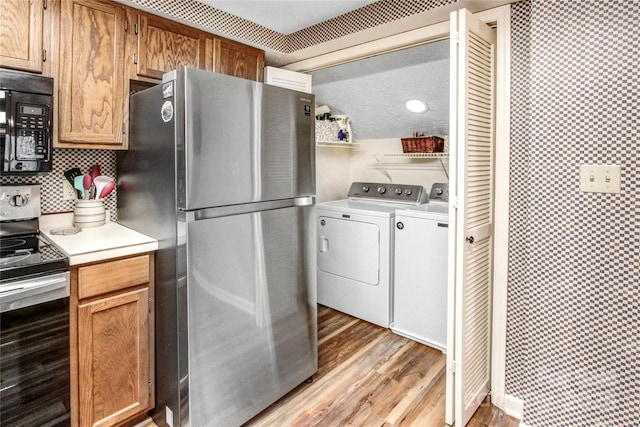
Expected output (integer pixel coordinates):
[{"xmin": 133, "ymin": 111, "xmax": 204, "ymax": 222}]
[
  {"xmin": 139, "ymin": 305, "xmax": 518, "ymax": 427},
  {"xmin": 243, "ymin": 305, "xmax": 518, "ymax": 427}
]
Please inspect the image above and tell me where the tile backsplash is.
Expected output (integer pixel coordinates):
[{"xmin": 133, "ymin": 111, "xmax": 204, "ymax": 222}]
[{"xmin": 0, "ymin": 149, "xmax": 117, "ymax": 221}]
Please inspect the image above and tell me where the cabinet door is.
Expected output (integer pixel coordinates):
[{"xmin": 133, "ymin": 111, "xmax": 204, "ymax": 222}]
[
  {"xmin": 78, "ymin": 287, "xmax": 151, "ymax": 427},
  {"xmin": 0, "ymin": 0, "xmax": 44, "ymax": 73},
  {"xmin": 213, "ymin": 37, "xmax": 265, "ymax": 82},
  {"xmin": 57, "ymin": 0, "xmax": 126, "ymax": 148},
  {"xmin": 136, "ymin": 12, "xmax": 207, "ymax": 80}
]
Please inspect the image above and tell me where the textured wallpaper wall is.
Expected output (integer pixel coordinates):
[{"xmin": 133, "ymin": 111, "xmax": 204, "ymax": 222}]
[{"xmin": 507, "ymin": 1, "xmax": 639, "ymax": 425}]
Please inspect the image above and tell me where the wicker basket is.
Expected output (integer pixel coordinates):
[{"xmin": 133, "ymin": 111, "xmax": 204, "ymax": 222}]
[{"xmin": 401, "ymin": 136, "xmax": 445, "ymax": 153}]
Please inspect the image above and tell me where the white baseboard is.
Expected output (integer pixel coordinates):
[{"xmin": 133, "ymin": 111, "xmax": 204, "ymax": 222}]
[{"xmin": 504, "ymin": 393, "xmax": 524, "ymax": 420}]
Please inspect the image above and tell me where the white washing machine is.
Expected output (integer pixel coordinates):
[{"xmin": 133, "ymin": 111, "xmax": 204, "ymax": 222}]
[
  {"xmin": 316, "ymin": 182, "xmax": 428, "ymax": 328},
  {"xmin": 391, "ymin": 183, "xmax": 449, "ymax": 351}
]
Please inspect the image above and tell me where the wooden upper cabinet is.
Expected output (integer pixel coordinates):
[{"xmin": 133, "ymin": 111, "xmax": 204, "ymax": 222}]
[
  {"xmin": 0, "ymin": 0, "xmax": 44, "ymax": 73},
  {"xmin": 57, "ymin": 0, "xmax": 126, "ymax": 148},
  {"xmin": 213, "ymin": 37, "xmax": 265, "ymax": 82},
  {"xmin": 134, "ymin": 12, "xmax": 208, "ymax": 80}
]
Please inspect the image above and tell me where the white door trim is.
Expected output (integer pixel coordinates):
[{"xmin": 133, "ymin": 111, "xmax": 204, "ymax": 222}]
[
  {"xmin": 475, "ymin": 5, "xmax": 511, "ymax": 414},
  {"xmin": 286, "ymin": 4, "xmax": 512, "ymax": 416}
]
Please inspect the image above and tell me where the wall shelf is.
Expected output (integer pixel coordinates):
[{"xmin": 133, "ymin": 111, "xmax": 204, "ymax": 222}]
[
  {"xmin": 373, "ymin": 152, "xmax": 450, "ymax": 180},
  {"xmin": 316, "ymin": 142, "xmax": 360, "ymax": 148},
  {"xmin": 374, "ymin": 152, "xmax": 449, "ymax": 159}
]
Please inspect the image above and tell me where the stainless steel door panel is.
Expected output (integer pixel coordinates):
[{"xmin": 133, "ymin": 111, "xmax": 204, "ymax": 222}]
[
  {"xmin": 185, "ymin": 205, "xmax": 317, "ymax": 426},
  {"xmin": 178, "ymin": 68, "xmax": 314, "ymax": 210}
]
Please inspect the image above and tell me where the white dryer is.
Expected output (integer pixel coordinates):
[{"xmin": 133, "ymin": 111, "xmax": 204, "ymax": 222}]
[
  {"xmin": 392, "ymin": 183, "xmax": 449, "ymax": 351},
  {"xmin": 316, "ymin": 182, "xmax": 428, "ymax": 328}
]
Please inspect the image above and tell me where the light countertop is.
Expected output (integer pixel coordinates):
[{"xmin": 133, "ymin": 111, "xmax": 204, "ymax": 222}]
[{"xmin": 41, "ymin": 212, "xmax": 158, "ymax": 266}]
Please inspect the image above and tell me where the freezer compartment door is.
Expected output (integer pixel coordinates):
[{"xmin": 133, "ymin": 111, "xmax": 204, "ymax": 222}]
[
  {"xmin": 185, "ymin": 203, "xmax": 317, "ymax": 426},
  {"xmin": 178, "ymin": 68, "xmax": 315, "ymax": 210}
]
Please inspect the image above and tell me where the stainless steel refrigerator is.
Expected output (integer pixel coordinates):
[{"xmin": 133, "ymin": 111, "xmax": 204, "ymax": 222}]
[{"xmin": 117, "ymin": 67, "xmax": 317, "ymax": 427}]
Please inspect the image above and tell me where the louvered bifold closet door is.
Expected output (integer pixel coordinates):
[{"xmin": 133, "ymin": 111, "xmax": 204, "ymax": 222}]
[{"xmin": 445, "ymin": 8, "xmax": 496, "ymax": 427}]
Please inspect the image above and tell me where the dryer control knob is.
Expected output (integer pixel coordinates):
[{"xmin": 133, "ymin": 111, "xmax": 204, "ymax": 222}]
[
  {"xmin": 395, "ymin": 188, "xmax": 402, "ymax": 195},
  {"xmin": 362, "ymin": 185, "xmax": 370, "ymax": 192},
  {"xmin": 404, "ymin": 188, "xmax": 412, "ymax": 195},
  {"xmin": 377, "ymin": 186, "xmax": 386, "ymax": 194},
  {"xmin": 397, "ymin": 222, "xmax": 404, "ymax": 230}
]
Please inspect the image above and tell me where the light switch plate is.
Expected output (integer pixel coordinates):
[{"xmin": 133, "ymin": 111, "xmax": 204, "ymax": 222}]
[{"xmin": 579, "ymin": 164, "xmax": 621, "ymax": 193}]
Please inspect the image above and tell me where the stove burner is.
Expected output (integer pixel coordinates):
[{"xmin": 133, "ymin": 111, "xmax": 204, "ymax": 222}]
[
  {"xmin": 0, "ymin": 250, "xmax": 32, "ymax": 266},
  {"xmin": 0, "ymin": 238, "xmax": 28, "ymax": 251},
  {"xmin": 0, "ymin": 234, "xmax": 68, "ymax": 283}
]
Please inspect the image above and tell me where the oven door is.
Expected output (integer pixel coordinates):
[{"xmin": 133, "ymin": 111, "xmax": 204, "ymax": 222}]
[{"xmin": 0, "ymin": 271, "xmax": 71, "ymax": 427}]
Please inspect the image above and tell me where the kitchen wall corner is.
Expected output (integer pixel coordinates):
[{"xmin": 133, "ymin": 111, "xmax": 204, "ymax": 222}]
[{"xmin": 0, "ymin": 149, "xmax": 117, "ymax": 221}]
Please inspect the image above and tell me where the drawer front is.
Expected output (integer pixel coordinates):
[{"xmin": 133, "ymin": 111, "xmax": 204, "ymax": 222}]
[{"xmin": 78, "ymin": 255, "xmax": 150, "ymax": 299}]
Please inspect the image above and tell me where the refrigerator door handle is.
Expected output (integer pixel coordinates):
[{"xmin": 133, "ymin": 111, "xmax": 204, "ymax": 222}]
[
  {"xmin": 294, "ymin": 196, "xmax": 314, "ymax": 207},
  {"xmin": 190, "ymin": 196, "xmax": 315, "ymax": 221}
]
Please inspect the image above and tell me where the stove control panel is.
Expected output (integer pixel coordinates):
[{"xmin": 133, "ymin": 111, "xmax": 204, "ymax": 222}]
[
  {"xmin": 348, "ymin": 182, "xmax": 428, "ymax": 204},
  {"xmin": 0, "ymin": 184, "xmax": 41, "ymax": 222}
]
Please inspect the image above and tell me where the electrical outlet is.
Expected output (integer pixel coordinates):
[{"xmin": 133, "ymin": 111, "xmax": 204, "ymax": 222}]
[
  {"xmin": 579, "ymin": 164, "xmax": 621, "ymax": 193},
  {"xmin": 63, "ymin": 179, "xmax": 77, "ymax": 200}
]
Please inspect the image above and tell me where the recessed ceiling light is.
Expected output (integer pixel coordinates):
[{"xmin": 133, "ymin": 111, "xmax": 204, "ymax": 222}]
[{"xmin": 405, "ymin": 99, "xmax": 427, "ymax": 113}]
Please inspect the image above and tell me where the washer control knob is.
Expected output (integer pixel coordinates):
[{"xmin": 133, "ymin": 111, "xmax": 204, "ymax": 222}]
[
  {"xmin": 404, "ymin": 188, "xmax": 412, "ymax": 196},
  {"xmin": 361, "ymin": 185, "xmax": 370, "ymax": 192},
  {"xmin": 435, "ymin": 187, "xmax": 444, "ymax": 195},
  {"xmin": 377, "ymin": 186, "xmax": 386, "ymax": 194},
  {"xmin": 395, "ymin": 188, "xmax": 402, "ymax": 195},
  {"xmin": 396, "ymin": 222, "xmax": 404, "ymax": 230}
]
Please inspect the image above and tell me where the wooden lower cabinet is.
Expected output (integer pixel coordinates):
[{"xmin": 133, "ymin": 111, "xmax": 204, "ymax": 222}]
[{"xmin": 70, "ymin": 253, "xmax": 155, "ymax": 427}]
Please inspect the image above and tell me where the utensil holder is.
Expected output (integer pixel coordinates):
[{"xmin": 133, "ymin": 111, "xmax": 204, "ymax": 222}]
[{"xmin": 73, "ymin": 199, "xmax": 106, "ymax": 228}]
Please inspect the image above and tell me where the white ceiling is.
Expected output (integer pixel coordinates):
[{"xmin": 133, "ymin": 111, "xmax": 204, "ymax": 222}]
[{"xmin": 198, "ymin": 0, "xmax": 377, "ymax": 34}]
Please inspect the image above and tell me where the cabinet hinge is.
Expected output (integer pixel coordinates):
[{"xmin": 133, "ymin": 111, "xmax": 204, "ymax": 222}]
[
  {"xmin": 122, "ymin": 123, "xmax": 126, "ymax": 134},
  {"xmin": 42, "ymin": 49, "xmax": 46, "ymax": 62},
  {"xmin": 134, "ymin": 23, "xmax": 139, "ymax": 35},
  {"xmin": 43, "ymin": 0, "xmax": 47, "ymax": 10},
  {"xmin": 133, "ymin": 53, "xmax": 138, "ymax": 65},
  {"xmin": 148, "ymin": 382, "xmax": 152, "ymax": 394},
  {"xmin": 456, "ymin": 31, "xmax": 460, "ymax": 44},
  {"xmin": 451, "ymin": 360, "xmax": 456, "ymax": 373},
  {"xmin": 124, "ymin": 19, "xmax": 129, "ymax": 32},
  {"xmin": 148, "ymin": 298, "xmax": 152, "ymax": 312}
]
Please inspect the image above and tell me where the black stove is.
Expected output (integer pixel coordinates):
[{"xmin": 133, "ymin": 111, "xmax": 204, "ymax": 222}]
[
  {"xmin": 0, "ymin": 184, "xmax": 69, "ymax": 283},
  {"xmin": 1, "ymin": 184, "xmax": 71, "ymax": 427},
  {"xmin": 0, "ymin": 233, "xmax": 68, "ymax": 282}
]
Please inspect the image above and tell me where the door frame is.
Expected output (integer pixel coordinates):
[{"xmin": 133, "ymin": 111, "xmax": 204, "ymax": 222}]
[{"xmin": 284, "ymin": 3, "xmax": 511, "ymax": 415}]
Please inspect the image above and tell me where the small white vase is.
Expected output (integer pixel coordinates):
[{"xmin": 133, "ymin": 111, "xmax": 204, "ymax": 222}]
[{"xmin": 73, "ymin": 199, "xmax": 106, "ymax": 228}]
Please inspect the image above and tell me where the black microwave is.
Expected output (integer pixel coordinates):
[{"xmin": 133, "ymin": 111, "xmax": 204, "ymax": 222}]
[{"xmin": 0, "ymin": 69, "xmax": 54, "ymax": 175}]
